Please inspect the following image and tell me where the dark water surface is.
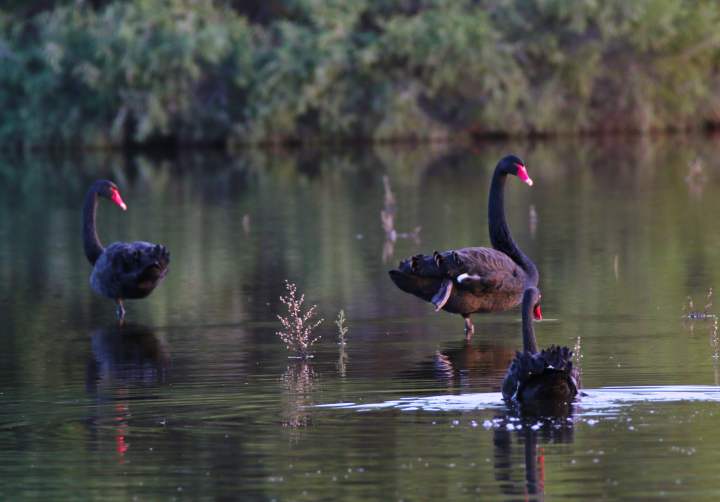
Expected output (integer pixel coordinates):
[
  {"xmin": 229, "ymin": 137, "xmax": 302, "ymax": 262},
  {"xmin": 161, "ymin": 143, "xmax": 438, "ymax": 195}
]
[{"xmin": 2, "ymin": 138, "xmax": 720, "ymax": 499}]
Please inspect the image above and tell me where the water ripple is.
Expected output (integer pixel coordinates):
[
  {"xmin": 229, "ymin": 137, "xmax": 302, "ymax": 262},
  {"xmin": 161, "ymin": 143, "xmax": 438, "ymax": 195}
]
[{"xmin": 317, "ymin": 385, "xmax": 720, "ymax": 413}]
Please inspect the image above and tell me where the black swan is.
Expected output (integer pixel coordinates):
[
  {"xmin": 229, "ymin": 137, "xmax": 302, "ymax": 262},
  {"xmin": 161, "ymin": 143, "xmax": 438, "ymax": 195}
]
[
  {"xmin": 388, "ymin": 155, "xmax": 538, "ymax": 336},
  {"xmin": 501, "ymin": 287, "xmax": 579, "ymax": 403},
  {"xmin": 83, "ymin": 180, "xmax": 170, "ymax": 322}
]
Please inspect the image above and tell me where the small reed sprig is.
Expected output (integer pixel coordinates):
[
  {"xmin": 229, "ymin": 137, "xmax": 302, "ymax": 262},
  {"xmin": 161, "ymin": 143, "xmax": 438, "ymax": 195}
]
[
  {"xmin": 335, "ymin": 309, "xmax": 349, "ymax": 345},
  {"xmin": 276, "ymin": 281, "xmax": 324, "ymax": 358}
]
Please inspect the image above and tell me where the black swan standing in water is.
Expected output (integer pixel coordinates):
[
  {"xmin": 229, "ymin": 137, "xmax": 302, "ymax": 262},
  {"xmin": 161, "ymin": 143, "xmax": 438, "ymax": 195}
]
[
  {"xmin": 502, "ymin": 287, "xmax": 579, "ymax": 403},
  {"xmin": 388, "ymin": 155, "xmax": 539, "ymax": 336},
  {"xmin": 83, "ymin": 180, "xmax": 170, "ymax": 322}
]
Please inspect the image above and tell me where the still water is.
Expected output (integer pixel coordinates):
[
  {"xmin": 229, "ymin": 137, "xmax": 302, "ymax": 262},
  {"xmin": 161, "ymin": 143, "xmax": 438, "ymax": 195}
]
[{"xmin": 2, "ymin": 138, "xmax": 720, "ymax": 499}]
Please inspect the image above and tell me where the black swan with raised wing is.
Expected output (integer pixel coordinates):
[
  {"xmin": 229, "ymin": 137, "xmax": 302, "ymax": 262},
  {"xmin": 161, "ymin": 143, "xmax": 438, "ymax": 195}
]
[
  {"xmin": 83, "ymin": 180, "xmax": 170, "ymax": 322},
  {"xmin": 502, "ymin": 287, "xmax": 579, "ymax": 403},
  {"xmin": 388, "ymin": 155, "xmax": 538, "ymax": 336}
]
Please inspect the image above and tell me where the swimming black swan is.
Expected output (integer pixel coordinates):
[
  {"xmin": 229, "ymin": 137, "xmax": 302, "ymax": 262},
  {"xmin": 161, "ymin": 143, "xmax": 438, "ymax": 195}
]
[
  {"xmin": 83, "ymin": 180, "xmax": 170, "ymax": 322},
  {"xmin": 388, "ymin": 155, "xmax": 538, "ymax": 336},
  {"xmin": 502, "ymin": 287, "xmax": 579, "ymax": 403}
]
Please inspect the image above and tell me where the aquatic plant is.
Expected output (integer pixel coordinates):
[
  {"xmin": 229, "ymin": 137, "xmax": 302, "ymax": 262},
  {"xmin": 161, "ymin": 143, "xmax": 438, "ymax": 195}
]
[
  {"xmin": 683, "ymin": 288, "xmax": 715, "ymax": 320},
  {"xmin": 335, "ymin": 309, "xmax": 349, "ymax": 345},
  {"xmin": 573, "ymin": 336, "xmax": 583, "ymax": 387},
  {"xmin": 335, "ymin": 310, "xmax": 349, "ymax": 376},
  {"xmin": 276, "ymin": 281, "xmax": 323, "ymax": 358}
]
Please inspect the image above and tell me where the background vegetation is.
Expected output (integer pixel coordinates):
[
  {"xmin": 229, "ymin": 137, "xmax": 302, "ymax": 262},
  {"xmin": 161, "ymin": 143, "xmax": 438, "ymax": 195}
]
[{"xmin": 2, "ymin": 0, "xmax": 720, "ymax": 148}]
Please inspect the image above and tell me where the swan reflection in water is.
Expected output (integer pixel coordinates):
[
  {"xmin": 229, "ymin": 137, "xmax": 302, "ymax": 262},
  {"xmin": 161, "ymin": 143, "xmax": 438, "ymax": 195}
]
[
  {"xmin": 407, "ymin": 339, "xmax": 517, "ymax": 393},
  {"xmin": 492, "ymin": 408, "xmax": 575, "ymax": 500},
  {"xmin": 85, "ymin": 323, "xmax": 170, "ymax": 463},
  {"xmin": 408, "ymin": 338, "xmax": 577, "ymax": 500},
  {"xmin": 86, "ymin": 323, "xmax": 170, "ymax": 389}
]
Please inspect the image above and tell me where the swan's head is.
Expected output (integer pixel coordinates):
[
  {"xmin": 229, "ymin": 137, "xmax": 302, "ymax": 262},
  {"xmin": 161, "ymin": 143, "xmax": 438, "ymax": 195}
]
[
  {"xmin": 94, "ymin": 180, "xmax": 127, "ymax": 211},
  {"xmin": 523, "ymin": 286, "xmax": 543, "ymax": 320},
  {"xmin": 501, "ymin": 155, "xmax": 533, "ymax": 186}
]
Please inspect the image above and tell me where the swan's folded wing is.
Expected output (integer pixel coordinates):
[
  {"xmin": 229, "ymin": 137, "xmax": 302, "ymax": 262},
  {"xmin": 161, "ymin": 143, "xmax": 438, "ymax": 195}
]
[
  {"xmin": 395, "ymin": 253, "xmax": 443, "ymax": 278},
  {"xmin": 106, "ymin": 241, "xmax": 169, "ymax": 281},
  {"xmin": 450, "ymin": 248, "xmax": 525, "ymax": 294},
  {"xmin": 449, "ymin": 247, "xmax": 520, "ymax": 276},
  {"xmin": 393, "ymin": 248, "xmax": 518, "ymax": 279},
  {"xmin": 390, "ymin": 247, "xmax": 525, "ymax": 300}
]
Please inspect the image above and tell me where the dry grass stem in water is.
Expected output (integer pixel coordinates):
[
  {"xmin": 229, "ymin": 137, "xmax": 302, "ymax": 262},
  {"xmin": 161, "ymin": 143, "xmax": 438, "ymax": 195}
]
[
  {"xmin": 276, "ymin": 281, "xmax": 324, "ymax": 358},
  {"xmin": 380, "ymin": 176, "xmax": 421, "ymax": 263},
  {"xmin": 335, "ymin": 310, "xmax": 349, "ymax": 376},
  {"xmin": 683, "ymin": 288, "xmax": 716, "ymax": 320},
  {"xmin": 335, "ymin": 310, "xmax": 349, "ymax": 345},
  {"xmin": 573, "ymin": 336, "xmax": 583, "ymax": 385},
  {"xmin": 686, "ymin": 158, "xmax": 707, "ymax": 198}
]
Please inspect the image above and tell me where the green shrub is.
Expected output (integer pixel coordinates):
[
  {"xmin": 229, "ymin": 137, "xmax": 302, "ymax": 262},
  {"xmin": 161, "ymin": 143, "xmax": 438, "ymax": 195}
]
[
  {"xmin": 1, "ymin": 0, "xmax": 720, "ymax": 148},
  {"xmin": 0, "ymin": 0, "xmax": 252, "ymax": 147}
]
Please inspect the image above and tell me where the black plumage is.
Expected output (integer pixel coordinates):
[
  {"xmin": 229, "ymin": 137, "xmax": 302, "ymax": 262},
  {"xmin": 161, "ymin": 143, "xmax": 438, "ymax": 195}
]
[
  {"xmin": 388, "ymin": 155, "xmax": 538, "ymax": 336},
  {"xmin": 83, "ymin": 180, "xmax": 170, "ymax": 322},
  {"xmin": 502, "ymin": 287, "xmax": 580, "ymax": 403}
]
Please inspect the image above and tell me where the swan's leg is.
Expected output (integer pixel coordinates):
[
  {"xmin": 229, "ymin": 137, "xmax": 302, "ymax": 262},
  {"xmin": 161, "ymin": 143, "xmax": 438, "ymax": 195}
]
[
  {"xmin": 463, "ymin": 315, "xmax": 474, "ymax": 339},
  {"xmin": 116, "ymin": 299, "xmax": 126, "ymax": 324}
]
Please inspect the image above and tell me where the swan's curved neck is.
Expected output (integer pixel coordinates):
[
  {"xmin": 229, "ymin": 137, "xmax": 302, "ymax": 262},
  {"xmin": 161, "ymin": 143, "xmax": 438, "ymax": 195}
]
[
  {"xmin": 83, "ymin": 188, "xmax": 104, "ymax": 265},
  {"xmin": 522, "ymin": 294, "xmax": 539, "ymax": 354},
  {"xmin": 488, "ymin": 169, "xmax": 538, "ymax": 286}
]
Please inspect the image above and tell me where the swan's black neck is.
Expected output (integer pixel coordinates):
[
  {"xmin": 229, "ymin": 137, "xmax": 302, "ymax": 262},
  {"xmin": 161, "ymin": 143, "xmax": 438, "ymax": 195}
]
[
  {"xmin": 488, "ymin": 168, "xmax": 538, "ymax": 286},
  {"xmin": 521, "ymin": 292, "xmax": 539, "ymax": 354},
  {"xmin": 83, "ymin": 187, "xmax": 104, "ymax": 265}
]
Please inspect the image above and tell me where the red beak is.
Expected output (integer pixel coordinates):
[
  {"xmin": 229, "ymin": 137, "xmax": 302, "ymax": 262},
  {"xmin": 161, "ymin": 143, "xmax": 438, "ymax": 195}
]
[
  {"xmin": 110, "ymin": 188, "xmax": 127, "ymax": 211},
  {"xmin": 533, "ymin": 304, "xmax": 543, "ymax": 320},
  {"xmin": 516, "ymin": 163, "xmax": 533, "ymax": 186}
]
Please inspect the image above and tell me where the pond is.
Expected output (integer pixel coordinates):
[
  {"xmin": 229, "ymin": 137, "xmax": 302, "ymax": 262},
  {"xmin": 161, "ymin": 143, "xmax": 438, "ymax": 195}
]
[{"xmin": 1, "ymin": 137, "xmax": 720, "ymax": 499}]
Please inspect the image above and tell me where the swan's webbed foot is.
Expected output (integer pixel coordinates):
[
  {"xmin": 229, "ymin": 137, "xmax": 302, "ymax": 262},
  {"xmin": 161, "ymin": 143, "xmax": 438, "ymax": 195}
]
[
  {"xmin": 116, "ymin": 299, "xmax": 126, "ymax": 325},
  {"xmin": 463, "ymin": 315, "xmax": 474, "ymax": 340}
]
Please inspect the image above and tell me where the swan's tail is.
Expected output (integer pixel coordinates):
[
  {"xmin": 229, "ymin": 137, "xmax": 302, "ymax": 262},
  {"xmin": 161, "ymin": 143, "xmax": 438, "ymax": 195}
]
[{"xmin": 389, "ymin": 253, "xmax": 458, "ymax": 305}]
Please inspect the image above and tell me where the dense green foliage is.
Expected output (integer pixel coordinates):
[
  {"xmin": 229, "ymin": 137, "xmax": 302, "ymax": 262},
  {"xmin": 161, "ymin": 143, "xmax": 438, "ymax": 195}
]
[{"xmin": 2, "ymin": 0, "xmax": 720, "ymax": 147}]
